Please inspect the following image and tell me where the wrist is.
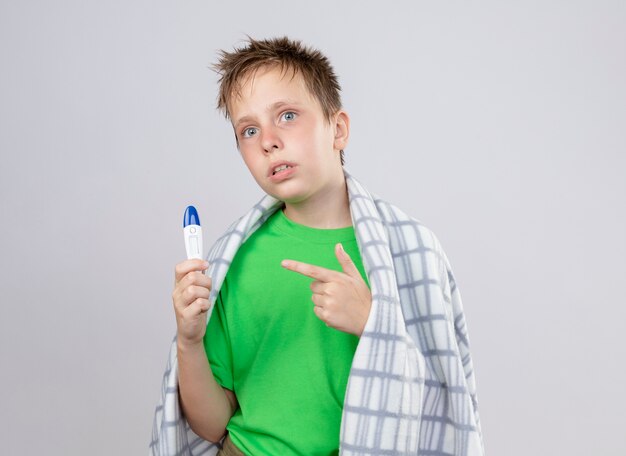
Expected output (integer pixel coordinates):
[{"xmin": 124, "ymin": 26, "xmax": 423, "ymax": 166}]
[
  {"xmin": 356, "ymin": 304, "xmax": 371, "ymax": 337},
  {"xmin": 177, "ymin": 338, "xmax": 205, "ymax": 354}
]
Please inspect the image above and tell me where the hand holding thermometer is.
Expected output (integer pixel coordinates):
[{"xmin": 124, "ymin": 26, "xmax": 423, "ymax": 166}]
[{"xmin": 183, "ymin": 205, "xmax": 203, "ymax": 260}]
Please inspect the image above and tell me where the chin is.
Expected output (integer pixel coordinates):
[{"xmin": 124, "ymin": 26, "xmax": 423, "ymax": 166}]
[
  {"xmin": 257, "ymin": 178, "xmax": 303, "ymax": 201},
  {"xmin": 269, "ymin": 187, "xmax": 310, "ymax": 204},
  {"xmin": 269, "ymin": 191, "xmax": 306, "ymax": 204}
]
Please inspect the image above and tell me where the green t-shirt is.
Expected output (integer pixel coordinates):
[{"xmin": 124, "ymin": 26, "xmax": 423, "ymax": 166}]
[{"xmin": 204, "ymin": 208, "xmax": 369, "ymax": 455}]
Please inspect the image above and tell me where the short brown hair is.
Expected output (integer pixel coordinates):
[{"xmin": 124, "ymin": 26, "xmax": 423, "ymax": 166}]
[{"xmin": 211, "ymin": 36, "xmax": 345, "ymax": 165}]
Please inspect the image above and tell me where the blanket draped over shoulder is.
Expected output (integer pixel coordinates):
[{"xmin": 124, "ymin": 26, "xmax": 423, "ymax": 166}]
[{"xmin": 150, "ymin": 170, "xmax": 485, "ymax": 455}]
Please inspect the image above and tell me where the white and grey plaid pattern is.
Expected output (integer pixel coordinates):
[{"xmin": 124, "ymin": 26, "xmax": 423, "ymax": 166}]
[{"xmin": 149, "ymin": 171, "xmax": 484, "ymax": 455}]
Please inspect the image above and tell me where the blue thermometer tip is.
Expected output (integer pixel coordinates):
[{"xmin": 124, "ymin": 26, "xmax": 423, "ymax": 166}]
[{"xmin": 183, "ymin": 205, "xmax": 201, "ymax": 228}]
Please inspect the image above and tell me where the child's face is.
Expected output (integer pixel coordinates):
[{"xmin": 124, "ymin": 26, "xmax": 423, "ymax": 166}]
[{"xmin": 229, "ymin": 65, "xmax": 347, "ymax": 204}]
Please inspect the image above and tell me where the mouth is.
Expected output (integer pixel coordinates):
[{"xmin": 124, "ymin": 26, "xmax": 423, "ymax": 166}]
[
  {"xmin": 272, "ymin": 164, "xmax": 292, "ymax": 175},
  {"xmin": 268, "ymin": 162, "xmax": 297, "ymax": 177}
]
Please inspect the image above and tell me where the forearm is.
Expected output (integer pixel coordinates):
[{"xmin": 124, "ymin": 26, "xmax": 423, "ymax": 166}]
[{"xmin": 177, "ymin": 341, "xmax": 236, "ymax": 443}]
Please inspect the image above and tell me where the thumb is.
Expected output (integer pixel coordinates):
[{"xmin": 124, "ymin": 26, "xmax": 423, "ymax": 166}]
[{"xmin": 335, "ymin": 243, "xmax": 361, "ymax": 279}]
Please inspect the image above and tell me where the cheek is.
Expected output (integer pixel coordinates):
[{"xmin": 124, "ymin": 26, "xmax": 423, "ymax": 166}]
[
  {"xmin": 303, "ymin": 126, "xmax": 332, "ymax": 152},
  {"xmin": 240, "ymin": 151, "xmax": 263, "ymax": 175},
  {"xmin": 240, "ymin": 145, "xmax": 256, "ymax": 161}
]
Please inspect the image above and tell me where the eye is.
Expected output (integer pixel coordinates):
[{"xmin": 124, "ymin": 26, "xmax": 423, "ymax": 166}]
[
  {"xmin": 242, "ymin": 127, "xmax": 258, "ymax": 138},
  {"xmin": 281, "ymin": 111, "xmax": 297, "ymax": 121}
]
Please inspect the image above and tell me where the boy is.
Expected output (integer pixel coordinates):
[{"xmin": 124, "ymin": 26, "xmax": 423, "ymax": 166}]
[{"xmin": 151, "ymin": 37, "xmax": 484, "ymax": 456}]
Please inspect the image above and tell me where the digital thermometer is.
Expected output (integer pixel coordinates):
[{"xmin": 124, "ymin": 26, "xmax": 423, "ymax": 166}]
[{"xmin": 183, "ymin": 205, "xmax": 203, "ymax": 260}]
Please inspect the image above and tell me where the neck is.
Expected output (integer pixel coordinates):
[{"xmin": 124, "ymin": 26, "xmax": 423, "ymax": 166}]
[{"xmin": 282, "ymin": 174, "xmax": 352, "ymax": 229}]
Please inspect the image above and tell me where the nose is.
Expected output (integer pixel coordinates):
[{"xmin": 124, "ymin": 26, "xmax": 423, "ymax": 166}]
[{"xmin": 260, "ymin": 125, "xmax": 283, "ymax": 153}]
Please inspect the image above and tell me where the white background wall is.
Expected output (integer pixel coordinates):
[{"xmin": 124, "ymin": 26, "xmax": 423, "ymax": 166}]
[{"xmin": 1, "ymin": 1, "xmax": 624, "ymax": 454}]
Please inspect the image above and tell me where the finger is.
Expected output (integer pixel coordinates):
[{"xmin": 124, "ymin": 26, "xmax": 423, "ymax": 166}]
[
  {"xmin": 175, "ymin": 259, "xmax": 209, "ymax": 284},
  {"xmin": 184, "ymin": 284, "xmax": 211, "ymax": 302},
  {"xmin": 173, "ymin": 274, "xmax": 211, "ymax": 307},
  {"xmin": 182, "ymin": 297, "xmax": 211, "ymax": 319},
  {"xmin": 335, "ymin": 243, "xmax": 362, "ymax": 280},
  {"xmin": 312, "ymin": 303, "xmax": 324, "ymax": 317},
  {"xmin": 281, "ymin": 259, "xmax": 339, "ymax": 282},
  {"xmin": 310, "ymin": 280, "xmax": 326, "ymax": 294},
  {"xmin": 174, "ymin": 283, "xmax": 211, "ymax": 313},
  {"xmin": 311, "ymin": 292, "xmax": 324, "ymax": 307},
  {"xmin": 312, "ymin": 305, "xmax": 329, "ymax": 326},
  {"xmin": 181, "ymin": 272, "xmax": 212, "ymax": 292}
]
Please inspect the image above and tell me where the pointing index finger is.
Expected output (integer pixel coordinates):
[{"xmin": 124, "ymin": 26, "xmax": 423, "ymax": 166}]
[{"xmin": 281, "ymin": 259, "xmax": 338, "ymax": 282}]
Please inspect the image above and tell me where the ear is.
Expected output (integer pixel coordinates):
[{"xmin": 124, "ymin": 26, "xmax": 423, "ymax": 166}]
[{"xmin": 333, "ymin": 110, "xmax": 350, "ymax": 151}]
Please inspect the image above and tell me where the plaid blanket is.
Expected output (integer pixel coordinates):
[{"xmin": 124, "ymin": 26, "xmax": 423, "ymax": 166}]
[{"xmin": 150, "ymin": 170, "xmax": 484, "ymax": 455}]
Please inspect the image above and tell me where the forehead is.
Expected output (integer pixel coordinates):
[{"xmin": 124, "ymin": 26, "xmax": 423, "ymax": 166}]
[{"xmin": 229, "ymin": 65, "xmax": 318, "ymax": 119}]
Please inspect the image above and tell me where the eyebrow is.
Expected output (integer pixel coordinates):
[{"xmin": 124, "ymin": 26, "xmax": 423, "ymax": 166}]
[{"xmin": 233, "ymin": 100, "xmax": 301, "ymax": 129}]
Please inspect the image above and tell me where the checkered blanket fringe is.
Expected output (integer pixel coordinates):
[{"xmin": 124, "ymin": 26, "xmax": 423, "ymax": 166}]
[{"xmin": 149, "ymin": 170, "xmax": 484, "ymax": 455}]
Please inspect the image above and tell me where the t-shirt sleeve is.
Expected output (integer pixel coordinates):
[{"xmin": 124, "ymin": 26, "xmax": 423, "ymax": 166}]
[{"xmin": 203, "ymin": 278, "xmax": 234, "ymax": 391}]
